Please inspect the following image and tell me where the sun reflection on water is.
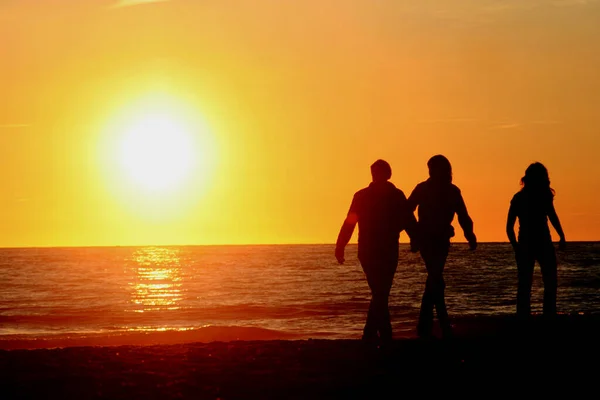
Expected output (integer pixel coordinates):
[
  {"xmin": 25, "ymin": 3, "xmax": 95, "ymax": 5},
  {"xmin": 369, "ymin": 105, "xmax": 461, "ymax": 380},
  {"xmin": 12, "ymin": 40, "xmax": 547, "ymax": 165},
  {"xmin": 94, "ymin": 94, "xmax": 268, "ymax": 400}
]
[{"xmin": 128, "ymin": 247, "xmax": 184, "ymax": 312}]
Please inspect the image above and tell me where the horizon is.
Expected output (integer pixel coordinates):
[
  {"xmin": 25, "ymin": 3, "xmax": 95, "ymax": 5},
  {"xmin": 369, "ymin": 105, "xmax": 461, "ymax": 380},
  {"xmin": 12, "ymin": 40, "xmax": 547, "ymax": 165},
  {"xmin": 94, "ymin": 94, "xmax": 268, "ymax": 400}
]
[
  {"xmin": 2, "ymin": 1, "xmax": 600, "ymax": 247},
  {"xmin": 1, "ymin": 240, "xmax": 598, "ymax": 251}
]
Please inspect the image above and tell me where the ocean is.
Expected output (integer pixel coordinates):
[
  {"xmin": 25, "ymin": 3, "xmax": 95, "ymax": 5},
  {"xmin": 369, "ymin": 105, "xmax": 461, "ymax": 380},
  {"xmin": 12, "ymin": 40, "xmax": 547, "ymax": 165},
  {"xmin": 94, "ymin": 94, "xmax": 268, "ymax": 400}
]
[{"xmin": 1, "ymin": 243, "xmax": 599, "ymax": 342}]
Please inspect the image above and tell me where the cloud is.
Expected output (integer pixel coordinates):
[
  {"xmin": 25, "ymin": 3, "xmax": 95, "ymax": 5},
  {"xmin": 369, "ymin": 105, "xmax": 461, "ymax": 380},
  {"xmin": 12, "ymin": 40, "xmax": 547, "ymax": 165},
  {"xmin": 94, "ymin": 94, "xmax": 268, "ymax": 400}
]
[
  {"xmin": 416, "ymin": 118, "xmax": 478, "ymax": 124},
  {"xmin": 483, "ymin": 0, "xmax": 597, "ymax": 13},
  {"xmin": 109, "ymin": 0, "xmax": 170, "ymax": 9},
  {"xmin": 0, "ymin": 124, "xmax": 30, "ymax": 129},
  {"xmin": 489, "ymin": 120, "xmax": 564, "ymax": 130},
  {"xmin": 530, "ymin": 120, "xmax": 562, "ymax": 125},
  {"xmin": 552, "ymin": 0, "xmax": 597, "ymax": 6},
  {"xmin": 489, "ymin": 123, "xmax": 521, "ymax": 130},
  {"xmin": 568, "ymin": 213, "xmax": 600, "ymax": 217},
  {"xmin": 418, "ymin": 119, "xmax": 561, "ymax": 130}
]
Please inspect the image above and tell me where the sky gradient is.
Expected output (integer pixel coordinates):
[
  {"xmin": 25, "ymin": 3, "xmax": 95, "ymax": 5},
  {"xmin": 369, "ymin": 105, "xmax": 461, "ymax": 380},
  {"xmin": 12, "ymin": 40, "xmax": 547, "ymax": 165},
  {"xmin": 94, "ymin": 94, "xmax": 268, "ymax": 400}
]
[{"xmin": 1, "ymin": 0, "xmax": 599, "ymax": 247}]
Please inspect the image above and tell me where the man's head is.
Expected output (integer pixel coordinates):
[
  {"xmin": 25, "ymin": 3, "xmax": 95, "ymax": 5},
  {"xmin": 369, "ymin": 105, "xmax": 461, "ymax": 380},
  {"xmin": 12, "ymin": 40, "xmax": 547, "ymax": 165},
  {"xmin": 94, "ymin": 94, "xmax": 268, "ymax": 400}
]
[{"xmin": 370, "ymin": 159, "xmax": 392, "ymax": 182}]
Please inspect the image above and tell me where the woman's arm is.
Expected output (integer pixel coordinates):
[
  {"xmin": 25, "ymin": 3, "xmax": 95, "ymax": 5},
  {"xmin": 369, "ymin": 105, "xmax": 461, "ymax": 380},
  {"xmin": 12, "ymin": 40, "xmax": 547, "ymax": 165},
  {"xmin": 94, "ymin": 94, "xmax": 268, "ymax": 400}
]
[
  {"xmin": 406, "ymin": 184, "xmax": 422, "ymax": 213},
  {"xmin": 456, "ymin": 192, "xmax": 477, "ymax": 250},
  {"xmin": 548, "ymin": 202, "xmax": 566, "ymax": 249},
  {"xmin": 506, "ymin": 203, "xmax": 518, "ymax": 251}
]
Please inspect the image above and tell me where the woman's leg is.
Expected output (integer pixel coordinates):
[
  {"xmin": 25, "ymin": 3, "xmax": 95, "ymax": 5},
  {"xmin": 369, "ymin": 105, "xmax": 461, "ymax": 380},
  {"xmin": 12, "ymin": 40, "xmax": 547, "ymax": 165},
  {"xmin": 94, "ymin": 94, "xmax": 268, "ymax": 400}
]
[
  {"xmin": 429, "ymin": 243, "xmax": 450, "ymax": 334},
  {"xmin": 417, "ymin": 280, "xmax": 434, "ymax": 337},
  {"xmin": 538, "ymin": 244, "xmax": 558, "ymax": 317},
  {"xmin": 419, "ymin": 240, "xmax": 450, "ymax": 337},
  {"xmin": 516, "ymin": 248, "xmax": 536, "ymax": 318}
]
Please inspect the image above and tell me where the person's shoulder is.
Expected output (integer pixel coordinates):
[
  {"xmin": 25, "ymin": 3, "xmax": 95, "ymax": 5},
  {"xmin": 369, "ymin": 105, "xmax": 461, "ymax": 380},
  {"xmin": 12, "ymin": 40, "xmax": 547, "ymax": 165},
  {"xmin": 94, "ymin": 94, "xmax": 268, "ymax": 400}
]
[
  {"xmin": 407, "ymin": 181, "xmax": 428, "ymax": 198},
  {"xmin": 354, "ymin": 187, "xmax": 370, "ymax": 198},
  {"xmin": 449, "ymin": 183, "xmax": 463, "ymax": 195},
  {"xmin": 394, "ymin": 186, "xmax": 408, "ymax": 199},
  {"xmin": 387, "ymin": 182, "xmax": 404, "ymax": 195},
  {"xmin": 510, "ymin": 191, "xmax": 522, "ymax": 204},
  {"xmin": 412, "ymin": 181, "xmax": 428, "ymax": 192}
]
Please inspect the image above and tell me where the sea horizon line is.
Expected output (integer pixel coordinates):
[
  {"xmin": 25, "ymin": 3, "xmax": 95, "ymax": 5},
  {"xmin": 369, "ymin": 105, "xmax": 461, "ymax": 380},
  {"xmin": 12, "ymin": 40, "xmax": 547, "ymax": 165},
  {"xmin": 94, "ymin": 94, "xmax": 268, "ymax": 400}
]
[{"xmin": 0, "ymin": 241, "xmax": 596, "ymax": 250}]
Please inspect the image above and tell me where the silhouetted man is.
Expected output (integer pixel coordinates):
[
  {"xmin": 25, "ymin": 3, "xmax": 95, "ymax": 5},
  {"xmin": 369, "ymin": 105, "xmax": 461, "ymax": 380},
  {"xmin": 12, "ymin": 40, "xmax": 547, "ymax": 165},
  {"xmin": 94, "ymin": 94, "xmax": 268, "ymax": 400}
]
[{"xmin": 335, "ymin": 160, "xmax": 417, "ymax": 345}]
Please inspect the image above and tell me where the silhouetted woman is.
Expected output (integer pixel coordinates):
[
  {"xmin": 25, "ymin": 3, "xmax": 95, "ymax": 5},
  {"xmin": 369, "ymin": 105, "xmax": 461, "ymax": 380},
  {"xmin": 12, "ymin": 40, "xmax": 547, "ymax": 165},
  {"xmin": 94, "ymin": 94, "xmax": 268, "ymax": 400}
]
[
  {"xmin": 408, "ymin": 155, "xmax": 477, "ymax": 339},
  {"xmin": 506, "ymin": 162, "xmax": 566, "ymax": 318}
]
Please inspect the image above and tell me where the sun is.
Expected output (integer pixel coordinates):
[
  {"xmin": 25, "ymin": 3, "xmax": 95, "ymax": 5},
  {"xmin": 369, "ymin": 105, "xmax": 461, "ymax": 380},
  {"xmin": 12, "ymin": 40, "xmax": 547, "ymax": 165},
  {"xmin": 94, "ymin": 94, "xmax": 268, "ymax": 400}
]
[
  {"xmin": 118, "ymin": 114, "xmax": 196, "ymax": 192},
  {"xmin": 98, "ymin": 93, "xmax": 217, "ymax": 218}
]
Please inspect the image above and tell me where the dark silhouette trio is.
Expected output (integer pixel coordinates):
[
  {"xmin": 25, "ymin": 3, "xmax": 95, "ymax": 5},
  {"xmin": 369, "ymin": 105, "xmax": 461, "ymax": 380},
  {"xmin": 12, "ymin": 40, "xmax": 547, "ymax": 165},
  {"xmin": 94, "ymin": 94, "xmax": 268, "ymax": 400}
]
[{"xmin": 336, "ymin": 156, "xmax": 566, "ymax": 343}]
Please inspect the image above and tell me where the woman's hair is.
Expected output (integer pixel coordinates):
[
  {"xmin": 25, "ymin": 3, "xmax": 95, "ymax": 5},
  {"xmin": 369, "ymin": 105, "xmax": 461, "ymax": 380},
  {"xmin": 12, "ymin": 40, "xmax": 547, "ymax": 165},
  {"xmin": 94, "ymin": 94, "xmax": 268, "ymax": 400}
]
[
  {"xmin": 427, "ymin": 155, "xmax": 452, "ymax": 183},
  {"xmin": 521, "ymin": 162, "xmax": 555, "ymax": 198}
]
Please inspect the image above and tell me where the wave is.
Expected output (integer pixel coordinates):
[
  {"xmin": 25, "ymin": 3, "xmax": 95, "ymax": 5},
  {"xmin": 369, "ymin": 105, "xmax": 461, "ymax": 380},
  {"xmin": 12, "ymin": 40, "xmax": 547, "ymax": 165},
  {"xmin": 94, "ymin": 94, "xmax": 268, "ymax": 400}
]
[
  {"xmin": 5, "ymin": 313, "xmax": 600, "ymax": 351},
  {"xmin": 0, "ymin": 325, "xmax": 322, "ymax": 351}
]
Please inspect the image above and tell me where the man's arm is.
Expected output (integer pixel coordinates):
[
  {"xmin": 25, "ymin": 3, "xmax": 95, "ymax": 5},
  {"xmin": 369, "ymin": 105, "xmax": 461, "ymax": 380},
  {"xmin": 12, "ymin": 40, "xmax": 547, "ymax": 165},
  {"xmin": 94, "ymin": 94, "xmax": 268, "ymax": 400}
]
[
  {"xmin": 456, "ymin": 190, "xmax": 477, "ymax": 250},
  {"xmin": 335, "ymin": 195, "xmax": 359, "ymax": 264},
  {"xmin": 548, "ymin": 201, "xmax": 566, "ymax": 250}
]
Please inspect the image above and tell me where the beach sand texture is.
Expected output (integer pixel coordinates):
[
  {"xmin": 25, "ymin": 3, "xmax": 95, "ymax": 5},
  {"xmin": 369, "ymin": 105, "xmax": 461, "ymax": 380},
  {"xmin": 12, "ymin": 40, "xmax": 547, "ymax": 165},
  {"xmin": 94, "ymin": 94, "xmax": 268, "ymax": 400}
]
[{"xmin": 2, "ymin": 314, "xmax": 598, "ymax": 399}]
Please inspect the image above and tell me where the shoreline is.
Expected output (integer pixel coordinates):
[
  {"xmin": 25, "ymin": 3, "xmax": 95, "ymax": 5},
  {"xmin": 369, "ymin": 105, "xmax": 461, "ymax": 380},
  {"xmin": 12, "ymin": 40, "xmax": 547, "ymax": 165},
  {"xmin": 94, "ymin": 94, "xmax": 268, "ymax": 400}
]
[
  {"xmin": 2, "ymin": 315, "xmax": 599, "ymax": 398},
  {"xmin": 0, "ymin": 326, "xmax": 311, "ymax": 351},
  {"xmin": 1, "ymin": 313, "xmax": 597, "ymax": 351}
]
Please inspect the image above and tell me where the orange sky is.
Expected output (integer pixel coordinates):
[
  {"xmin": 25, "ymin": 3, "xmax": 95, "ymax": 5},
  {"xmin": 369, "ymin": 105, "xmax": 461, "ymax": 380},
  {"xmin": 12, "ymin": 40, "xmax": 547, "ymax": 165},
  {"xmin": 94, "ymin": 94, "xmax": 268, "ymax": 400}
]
[{"xmin": 1, "ymin": 0, "xmax": 599, "ymax": 247}]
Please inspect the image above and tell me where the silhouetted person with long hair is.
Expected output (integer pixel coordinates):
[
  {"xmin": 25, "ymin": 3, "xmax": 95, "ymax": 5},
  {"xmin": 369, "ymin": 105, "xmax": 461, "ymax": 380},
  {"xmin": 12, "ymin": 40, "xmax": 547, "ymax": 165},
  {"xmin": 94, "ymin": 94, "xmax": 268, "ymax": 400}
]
[
  {"xmin": 335, "ymin": 160, "xmax": 417, "ymax": 346},
  {"xmin": 506, "ymin": 162, "xmax": 566, "ymax": 319},
  {"xmin": 408, "ymin": 155, "xmax": 477, "ymax": 339}
]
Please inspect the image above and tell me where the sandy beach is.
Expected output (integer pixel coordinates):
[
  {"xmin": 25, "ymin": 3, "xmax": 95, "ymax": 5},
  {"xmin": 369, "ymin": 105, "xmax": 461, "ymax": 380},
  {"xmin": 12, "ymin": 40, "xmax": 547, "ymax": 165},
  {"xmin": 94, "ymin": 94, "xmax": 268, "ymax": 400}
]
[{"xmin": 2, "ymin": 314, "xmax": 598, "ymax": 399}]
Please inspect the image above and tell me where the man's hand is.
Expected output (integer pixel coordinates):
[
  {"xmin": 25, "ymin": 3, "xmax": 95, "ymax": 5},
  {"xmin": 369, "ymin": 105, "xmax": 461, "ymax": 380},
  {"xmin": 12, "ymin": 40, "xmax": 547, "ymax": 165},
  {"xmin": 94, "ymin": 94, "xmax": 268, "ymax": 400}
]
[{"xmin": 335, "ymin": 247, "xmax": 345, "ymax": 264}]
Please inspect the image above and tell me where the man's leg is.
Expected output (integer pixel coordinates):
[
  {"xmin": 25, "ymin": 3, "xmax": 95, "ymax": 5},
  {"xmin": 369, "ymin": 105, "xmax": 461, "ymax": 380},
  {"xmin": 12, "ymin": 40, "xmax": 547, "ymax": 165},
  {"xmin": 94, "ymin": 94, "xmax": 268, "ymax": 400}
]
[
  {"xmin": 362, "ymin": 259, "xmax": 397, "ymax": 343},
  {"xmin": 375, "ymin": 262, "xmax": 397, "ymax": 343},
  {"xmin": 361, "ymin": 261, "xmax": 379, "ymax": 342}
]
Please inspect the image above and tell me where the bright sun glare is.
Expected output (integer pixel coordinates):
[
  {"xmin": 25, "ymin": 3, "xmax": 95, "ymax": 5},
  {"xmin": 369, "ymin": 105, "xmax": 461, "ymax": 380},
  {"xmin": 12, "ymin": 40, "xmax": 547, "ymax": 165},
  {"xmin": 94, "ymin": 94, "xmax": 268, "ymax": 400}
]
[
  {"xmin": 100, "ymin": 92, "xmax": 217, "ymax": 218},
  {"xmin": 119, "ymin": 114, "xmax": 195, "ymax": 192}
]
